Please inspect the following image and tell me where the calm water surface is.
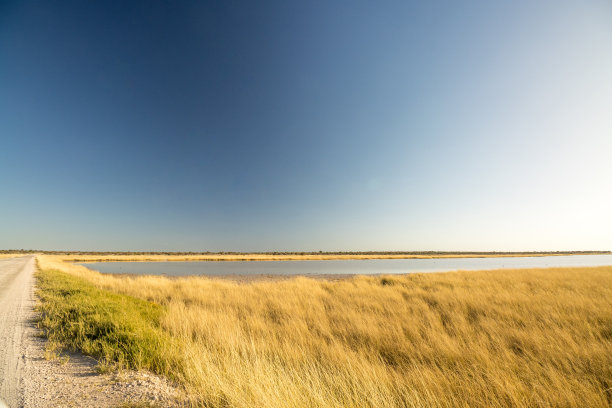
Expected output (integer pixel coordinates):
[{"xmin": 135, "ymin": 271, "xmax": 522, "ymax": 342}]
[{"xmin": 80, "ymin": 255, "xmax": 612, "ymax": 277}]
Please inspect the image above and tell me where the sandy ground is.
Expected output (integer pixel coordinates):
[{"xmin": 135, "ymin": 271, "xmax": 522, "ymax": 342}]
[
  {"xmin": 0, "ymin": 256, "xmax": 183, "ymax": 408},
  {"xmin": 22, "ymin": 336, "xmax": 184, "ymax": 407}
]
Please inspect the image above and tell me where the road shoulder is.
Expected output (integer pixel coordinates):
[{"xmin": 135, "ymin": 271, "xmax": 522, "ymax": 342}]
[{"xmin": 21, "ymin": 260, "xmax": 183, "ymax": 407}]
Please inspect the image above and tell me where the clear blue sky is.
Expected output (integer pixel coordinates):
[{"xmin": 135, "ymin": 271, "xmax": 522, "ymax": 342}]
[{"xmin": 1, "ymin": 0, "xmax": 611, "ymax": 252}]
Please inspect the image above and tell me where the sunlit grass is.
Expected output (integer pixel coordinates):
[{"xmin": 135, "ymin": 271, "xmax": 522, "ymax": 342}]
[
  {"xmin": 0, "ymin": 253, "xmax": 29, "ymax": 259},
  {"xmin": 36, "ymin": 268, "xmax": 181, "ymax": 376},
  {"xmin": 37, "ymin": 255, "xmax": 612, "ymax": 407}
]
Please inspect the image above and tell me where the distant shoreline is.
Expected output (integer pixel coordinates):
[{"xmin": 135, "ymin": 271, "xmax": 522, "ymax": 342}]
[
  {"xmin": 7, "ymin": 250, "xmax": 609, "ymax": 263},
  {"xmin": 3, "ymin": 250, "xmax": 609, "ymax": 255}
]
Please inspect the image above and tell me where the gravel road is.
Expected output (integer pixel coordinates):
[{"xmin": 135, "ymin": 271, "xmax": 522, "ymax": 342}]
[{"xmin": 0, "ymin": 256, "xmax": 35, "ymax": 408}]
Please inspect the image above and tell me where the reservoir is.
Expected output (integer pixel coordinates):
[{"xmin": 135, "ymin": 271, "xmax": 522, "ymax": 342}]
[{"xmin": 80, "ymin": 254, "xmax": 612, "ymax": 277}]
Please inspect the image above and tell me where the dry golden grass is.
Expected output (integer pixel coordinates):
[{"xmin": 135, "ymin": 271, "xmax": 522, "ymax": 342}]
[
  {"xmin": 37, "ymin": 255, "xmax": 612, "ymax": 407},
  {"xmin": 0, "ymin": 253, "xmax": 33, "ymax": 260}
]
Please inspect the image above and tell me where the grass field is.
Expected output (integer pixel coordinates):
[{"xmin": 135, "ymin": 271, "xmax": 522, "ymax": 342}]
[{"xmin": 36, "ymin": 255, "xmax": 612, "ymax": 407}]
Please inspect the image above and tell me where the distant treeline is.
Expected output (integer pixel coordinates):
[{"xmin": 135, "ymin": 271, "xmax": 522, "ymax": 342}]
[{"xmin": 2, "ymin": 249, "xmax": 610, "ymax": 255}]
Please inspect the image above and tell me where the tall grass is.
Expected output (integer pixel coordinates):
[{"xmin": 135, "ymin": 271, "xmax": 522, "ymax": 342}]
[{"xmin": 36, "ymin": 255, "xmax": 612, "ymax": 407}]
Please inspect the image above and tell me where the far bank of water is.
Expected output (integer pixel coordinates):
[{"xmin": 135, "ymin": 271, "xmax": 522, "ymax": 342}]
[{"xmin": 79, "ymin": 254, "xmax": 612, "ymax": 277}]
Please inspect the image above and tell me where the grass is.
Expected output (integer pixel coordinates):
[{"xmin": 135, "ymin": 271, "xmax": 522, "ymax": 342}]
[
  {"xmin": 36, "ymin": 255, "xmax": 612, "ymax": 407},
  {"xmin": 0, "ymin": 253, "xmax": 29, "ymax": 259},
  {"xmin": 36, "ymin": 268, "xmax": 182, "ymax": 377}
]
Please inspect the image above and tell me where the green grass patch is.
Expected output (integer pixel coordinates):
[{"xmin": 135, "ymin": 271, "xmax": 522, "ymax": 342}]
[{"xmin": 36, "ymin": 269, "xmax": 181, "ymax": 378}]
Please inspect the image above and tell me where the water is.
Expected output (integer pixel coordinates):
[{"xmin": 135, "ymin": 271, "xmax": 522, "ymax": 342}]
[{"xmin": 79, "ymin": 254, "xmax": 612, "ymax": 277}]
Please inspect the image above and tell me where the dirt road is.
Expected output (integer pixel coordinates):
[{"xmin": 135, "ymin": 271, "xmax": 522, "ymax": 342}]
[{"xmin": 0, "ymin": 256, "xmax": 35, "ymax": 408}]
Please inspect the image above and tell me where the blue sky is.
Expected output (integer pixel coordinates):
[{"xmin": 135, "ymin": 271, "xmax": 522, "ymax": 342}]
[{"xmin": 1, "ymin": 0, "xmax": 611, "ymax": 251}]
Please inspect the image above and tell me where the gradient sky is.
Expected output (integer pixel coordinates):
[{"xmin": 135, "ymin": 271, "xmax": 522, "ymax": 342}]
[{"xmin": 1, "ymin": 0, "xmax": 611, "ymax": 251}]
